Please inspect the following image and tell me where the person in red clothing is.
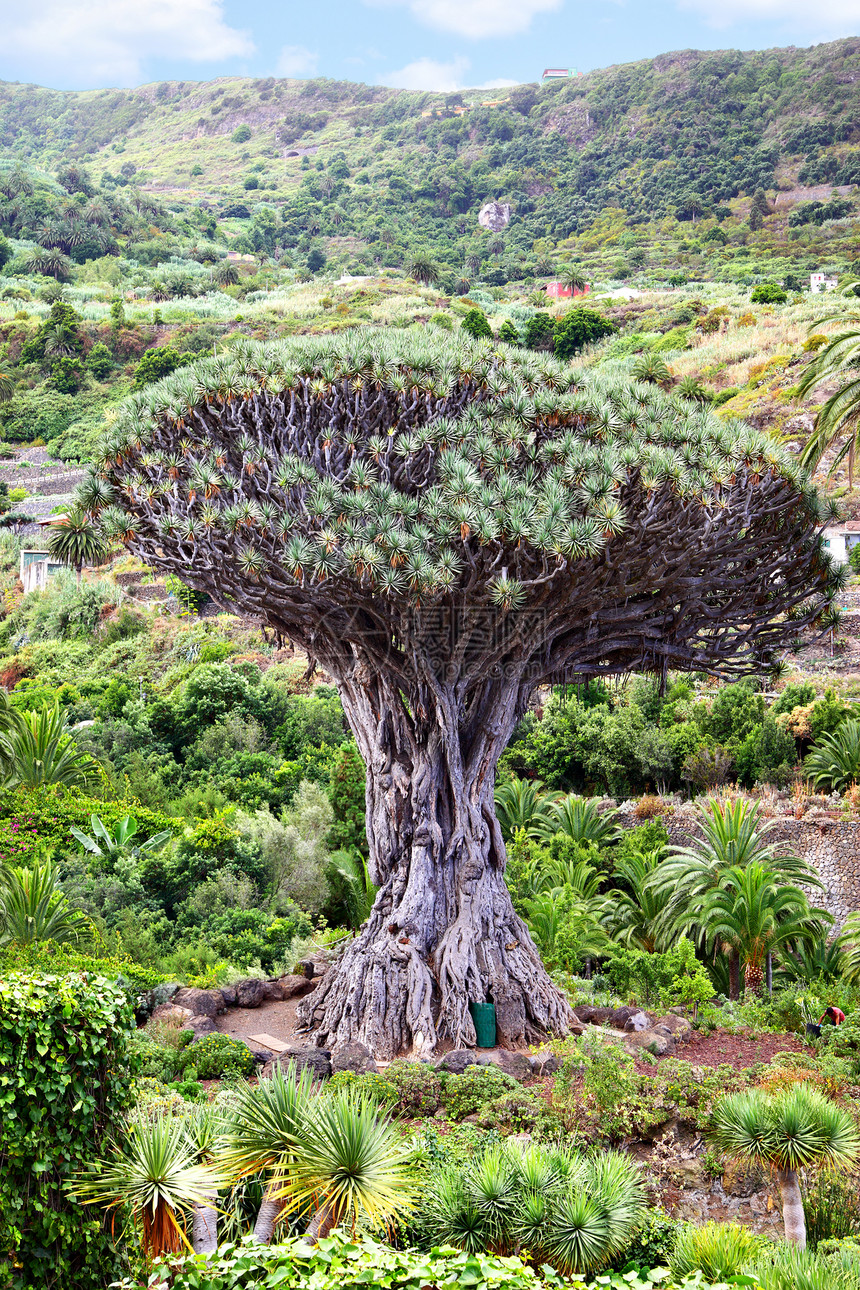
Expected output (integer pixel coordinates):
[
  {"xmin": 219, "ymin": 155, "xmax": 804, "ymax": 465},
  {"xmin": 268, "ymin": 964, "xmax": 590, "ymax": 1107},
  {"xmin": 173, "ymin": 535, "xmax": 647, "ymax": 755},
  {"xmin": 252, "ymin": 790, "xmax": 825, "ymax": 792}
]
[{"xmin": 820, "ymin": 1006, "xmax": 845, "ymax": 1026}]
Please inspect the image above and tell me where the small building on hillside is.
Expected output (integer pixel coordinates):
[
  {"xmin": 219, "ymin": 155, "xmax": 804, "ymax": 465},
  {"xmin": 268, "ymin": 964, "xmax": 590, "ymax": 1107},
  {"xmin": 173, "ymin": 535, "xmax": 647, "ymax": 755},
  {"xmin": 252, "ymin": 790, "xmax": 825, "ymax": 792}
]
[
  {"xmin": 542, "ymin": 68, "xmax": 579, "ymax": 80},
  {"xmin": 811, "ymin": 272, "xmax": 838, "ymax": 293},
  {"xmin": 20, "ymin": 550, "xmax": 68, "ymax": 594},
  {"xmin": 822, "ymin": 521, "xmax": 860, "ymax": 564},
  {"xmin": 545, "ymin": 281, "xmax": 591, "ymax": 299}
]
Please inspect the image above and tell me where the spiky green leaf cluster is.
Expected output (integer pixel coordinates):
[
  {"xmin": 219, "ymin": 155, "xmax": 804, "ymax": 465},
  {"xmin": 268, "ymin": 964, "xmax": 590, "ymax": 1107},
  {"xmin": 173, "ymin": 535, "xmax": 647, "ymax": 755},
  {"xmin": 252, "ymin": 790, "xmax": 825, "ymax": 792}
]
[{"xmin": 88, "ymin": 331, "xmax": 821, "ymax": 605}]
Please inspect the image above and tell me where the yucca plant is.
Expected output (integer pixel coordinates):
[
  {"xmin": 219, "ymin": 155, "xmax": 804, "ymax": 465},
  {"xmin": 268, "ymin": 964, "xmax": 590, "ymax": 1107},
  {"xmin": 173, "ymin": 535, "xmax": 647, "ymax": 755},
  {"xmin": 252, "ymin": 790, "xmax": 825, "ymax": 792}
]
[
  {"xmin": 669, "ymin": 1220, "xmax": 765, "ymax": 1281},
  {"xmin": 72, "ymin": 1114, "xmax": 225, "ymax": 1263},
  {"xmin": 84, "ymin": 330, "xmax": 838, "ymax": 1057},
  {"xmin": 710, "ymin": 1084, "xmax": 860, "ymax": 1246}
]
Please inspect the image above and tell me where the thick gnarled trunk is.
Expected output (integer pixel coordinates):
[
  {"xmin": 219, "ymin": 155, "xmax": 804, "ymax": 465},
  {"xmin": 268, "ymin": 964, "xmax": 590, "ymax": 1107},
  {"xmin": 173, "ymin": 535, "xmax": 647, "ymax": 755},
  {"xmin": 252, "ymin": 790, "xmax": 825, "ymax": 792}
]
[{"xmin": 298, "ymin": 668, "xmax": 574, "ymax": 1058}]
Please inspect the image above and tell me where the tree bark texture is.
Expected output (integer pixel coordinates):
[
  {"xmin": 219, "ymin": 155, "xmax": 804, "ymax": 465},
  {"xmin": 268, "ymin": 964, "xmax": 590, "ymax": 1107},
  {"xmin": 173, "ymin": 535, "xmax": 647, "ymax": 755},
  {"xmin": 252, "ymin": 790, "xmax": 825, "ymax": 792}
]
[
  {"xmin": 252, "ymin": 1186, "xmax": 286, "ymax": 1244},
  {"xmin": 191, "ymin": 1195, "xmax": 218, "ymax": 1254},
  {"xmin": 776, "ymin": 1168, "xmax": 806, "ymax": 1247},
  {"xmin": 298, "ymin": 662, "xmax": 574, "ymax": 1057}
]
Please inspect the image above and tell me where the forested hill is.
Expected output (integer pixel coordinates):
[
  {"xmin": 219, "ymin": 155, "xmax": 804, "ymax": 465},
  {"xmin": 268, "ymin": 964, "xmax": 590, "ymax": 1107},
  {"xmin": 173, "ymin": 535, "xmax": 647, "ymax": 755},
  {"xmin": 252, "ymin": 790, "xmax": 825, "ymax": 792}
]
[{"xmin": 1, "ymin": 37, "xmax": 860, "ymax": 263}]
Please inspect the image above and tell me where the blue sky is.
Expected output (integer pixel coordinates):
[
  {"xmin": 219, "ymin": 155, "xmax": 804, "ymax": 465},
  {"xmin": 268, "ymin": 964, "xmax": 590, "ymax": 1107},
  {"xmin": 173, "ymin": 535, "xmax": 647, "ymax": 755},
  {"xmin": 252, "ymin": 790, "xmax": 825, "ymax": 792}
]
[{"xmin": 2, "ymin": 0, "xmax": 859, "ymax": 93}]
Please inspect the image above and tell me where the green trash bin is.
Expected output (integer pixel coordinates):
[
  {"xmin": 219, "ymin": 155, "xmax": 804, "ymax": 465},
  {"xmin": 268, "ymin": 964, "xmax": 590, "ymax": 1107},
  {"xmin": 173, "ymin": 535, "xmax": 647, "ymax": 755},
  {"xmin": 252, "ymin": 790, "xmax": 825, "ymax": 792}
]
[{"xmin": 469, "ymin": 1001, "xmax": 497, "ymax": 1049}]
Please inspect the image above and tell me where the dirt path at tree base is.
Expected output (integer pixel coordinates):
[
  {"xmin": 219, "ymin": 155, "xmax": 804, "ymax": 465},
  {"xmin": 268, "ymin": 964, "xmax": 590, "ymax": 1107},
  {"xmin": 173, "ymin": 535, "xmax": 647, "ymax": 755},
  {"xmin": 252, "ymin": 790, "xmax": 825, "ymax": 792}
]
[{"xmin": 216, "ymin": 997, "xmax": 311, "ymax": 1052}]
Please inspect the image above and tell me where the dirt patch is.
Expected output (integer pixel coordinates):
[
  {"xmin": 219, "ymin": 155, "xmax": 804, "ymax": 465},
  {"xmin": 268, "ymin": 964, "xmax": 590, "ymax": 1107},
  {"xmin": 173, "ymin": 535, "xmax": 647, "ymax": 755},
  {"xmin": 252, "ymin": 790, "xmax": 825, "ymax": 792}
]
[
  {"xmin": 638, "ymin": 1027, "xmax": 806, "ymax": 1072},
  {"xmin": 216, "ymin": 996, "xmax": 311, "ymax": 1051}
]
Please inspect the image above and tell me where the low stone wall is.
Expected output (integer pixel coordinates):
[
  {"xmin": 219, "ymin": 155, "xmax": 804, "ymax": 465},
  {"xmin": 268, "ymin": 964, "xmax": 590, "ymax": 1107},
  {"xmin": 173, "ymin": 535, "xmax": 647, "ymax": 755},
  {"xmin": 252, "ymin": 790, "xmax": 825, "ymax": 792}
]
[{"xmin": 617, "ymin": 806, "xmax": 860, "ymax": 930}]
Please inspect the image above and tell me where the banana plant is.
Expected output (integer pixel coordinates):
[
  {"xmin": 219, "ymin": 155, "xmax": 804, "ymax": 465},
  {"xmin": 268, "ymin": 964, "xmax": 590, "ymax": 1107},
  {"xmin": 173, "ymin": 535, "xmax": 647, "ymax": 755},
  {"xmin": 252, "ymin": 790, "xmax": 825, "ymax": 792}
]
[{"xmin": 70, "ymin": 814, "xmax": 172, "ymax": 867}]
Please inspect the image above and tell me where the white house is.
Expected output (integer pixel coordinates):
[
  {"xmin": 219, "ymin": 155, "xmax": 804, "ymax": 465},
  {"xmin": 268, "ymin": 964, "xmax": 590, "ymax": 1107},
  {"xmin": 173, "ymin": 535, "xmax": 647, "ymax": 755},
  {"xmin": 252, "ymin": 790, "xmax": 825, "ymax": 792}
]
[
  {"xmin": 20, "ymin": 550, "xmax": 69, "ymax": 594},
  {"xmin": 822, "ymin": 521, "xmax": 860, "ymax": 564},
  {"xmin": 811, "ymin": 272, "xmax": 838, "ymax": 294}
]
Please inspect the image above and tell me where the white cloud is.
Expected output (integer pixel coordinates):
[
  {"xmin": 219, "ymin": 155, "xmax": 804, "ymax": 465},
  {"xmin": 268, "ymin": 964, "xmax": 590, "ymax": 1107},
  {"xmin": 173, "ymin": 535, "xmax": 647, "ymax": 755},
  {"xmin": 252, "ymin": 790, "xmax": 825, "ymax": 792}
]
[
  {"xmin": 367, "ymin": 0, "xmax": 562, "ymax": 39},
  {"xmin": 678, "ymin": 0, "xmax": 860, "ymax": 28},
  {"xmin": 382, "ymin": 56, "xmax": 471, "ymax": 91},
  {"xmin": 276, "ymin": 45, "xmax": 319, "ymax": 77},
  {"xmin": 2, "ymin": 0, "xmax": 254, "ymax": 86}
]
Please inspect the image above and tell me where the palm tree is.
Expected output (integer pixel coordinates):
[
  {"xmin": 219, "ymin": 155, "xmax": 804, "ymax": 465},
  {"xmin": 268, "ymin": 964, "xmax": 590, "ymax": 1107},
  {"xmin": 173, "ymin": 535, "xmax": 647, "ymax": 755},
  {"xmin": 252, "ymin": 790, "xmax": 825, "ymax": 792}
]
[
  {"xmin": 327, "ymin": 850, "xmax": 377, "ymax": 928},
  {"xmin": 804, "ymin": 719, "xmax": 860, "ymax": 791},
  {"xmin": 710, "ymin": 1084, "xmax": 859, "ymax": 1247},
  {"xmin": 606, "ymin": 848, "xmax": 671, "ymax": 953},
  {"xmin": 70, "ymin": 814, "xmax": 172, "ymax": 867},
  {"xmin": 548, "ymin": 795, "xmax": 620, "ymax": 845},
  {"xmin": 0, "ymin": 701, "xmax": 101, "ymax": 790},
  {"xmin": 47, "ymin": 507, "xmax": 108, "ymax": 585},
  {"xmin": 212, "ymin": 261, "xmax": 240, "ymax": 287},
  {"xmin": 798, "ymin": 282, "xmax": 860, "ymax": 484},
  {"xmin": 0, "ymin": 369, "xmax": 13, "ymax": 404},
  {"xmin": 677, "ymin": 375, "xmax": 711, "ymax": 404},
  {"xmin": 25, "ymin": 245, "xmax": 73, "ymax": 281},
  {"xmin": 0, "ymin": 858, "xmax": 89, "ymax": 946},
  {"xmin": 72, "ymin": 1114, "xmax": 225, "ymax": 1263},
  {"xmin": 494, "ymin": 777, "xmax": 558, "ymax": 841},
  {"xmin": 694, "ymin": 862, "xmax": 829, "ymax": 995},
  {"xmin": 631, "ymin": 353, "xmax": 673, "ymax": 386},
  {"xmin": 836, "ymin": 911, "xmax": 860, "ymax": 985},
  {"xmin": 650, "ymin": 797, "xmax": 822, "ymax": 996},
  {"xmin": 406, "ymin": 253, "xmax": 438, "ymax": 286},
  {"xmin": 560, "ymin": 266, "xmax": 588, "ymax": 295}
]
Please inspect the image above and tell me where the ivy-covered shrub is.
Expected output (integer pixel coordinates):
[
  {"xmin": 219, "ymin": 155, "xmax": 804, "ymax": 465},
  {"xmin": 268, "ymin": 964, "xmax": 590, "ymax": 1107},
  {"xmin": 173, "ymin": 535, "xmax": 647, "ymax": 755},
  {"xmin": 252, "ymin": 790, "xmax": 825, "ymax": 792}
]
[
  {"xmin": 621, "ymin": 1208, "xmax": 680, "ymax": 1269},
  {"xmin": 442, "ymin": 1064, "xmax": 519, "ymax": 1120},
  {"xmin": 0, "ymin": 973, "xmax": 135, "ymax": 1290},
  {"xmin": 188, "ymin": 1032, "xmax": 255, "ymax": 1080}
]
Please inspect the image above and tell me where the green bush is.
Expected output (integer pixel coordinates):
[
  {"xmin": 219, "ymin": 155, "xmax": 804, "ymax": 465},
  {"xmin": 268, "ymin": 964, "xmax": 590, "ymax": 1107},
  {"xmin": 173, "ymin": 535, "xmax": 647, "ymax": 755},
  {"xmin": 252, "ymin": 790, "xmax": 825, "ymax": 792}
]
[
  {"xmin": 621, "ymin": 1208, "xmax": 679, "ymax": 1270},
  {"xmin": 386, "ymin": 1059, "xmax": 442, "ymax": 1115},
  {"xmin": 0, "ymin": 973, "xmax": 135, "ymax": 1289},
  {"xmin": 460, "ymin": 309, "xmax": 492, "ymax": 340},
  {"xmin": 326, "ymin": 1069, "xmax": 397, "ymax": 1105},
  {"xmin": 189, "ymin": 1031, "xmax": 255, "ymax": 1079},
  {"xmin": 750, "ymin": 282, "xmax": 788, "ymax": 304},
  {"xmin": 442, "ymin": 1063, "xmax": 519, "ymax": 1120}
]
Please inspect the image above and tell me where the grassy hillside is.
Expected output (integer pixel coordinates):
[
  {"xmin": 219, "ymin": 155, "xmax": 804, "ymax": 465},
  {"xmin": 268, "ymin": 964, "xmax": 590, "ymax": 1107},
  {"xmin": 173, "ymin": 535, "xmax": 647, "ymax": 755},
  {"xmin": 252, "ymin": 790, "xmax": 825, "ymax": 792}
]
[{"xmin": 1, "ymin": 37, "xmax": 860, "ymax": 276}]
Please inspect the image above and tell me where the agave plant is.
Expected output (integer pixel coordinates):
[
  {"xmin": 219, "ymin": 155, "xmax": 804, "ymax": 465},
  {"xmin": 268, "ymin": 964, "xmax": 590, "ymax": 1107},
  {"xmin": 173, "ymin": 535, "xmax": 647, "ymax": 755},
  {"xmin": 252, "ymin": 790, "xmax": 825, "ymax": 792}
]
[
  {"xmin": 72, "ymin": 1114, "xmax": 225, "ymax": 1262},
  {"xmin": 710, "ymin": 1084, "xmax": 860, "ymax": 1247}
]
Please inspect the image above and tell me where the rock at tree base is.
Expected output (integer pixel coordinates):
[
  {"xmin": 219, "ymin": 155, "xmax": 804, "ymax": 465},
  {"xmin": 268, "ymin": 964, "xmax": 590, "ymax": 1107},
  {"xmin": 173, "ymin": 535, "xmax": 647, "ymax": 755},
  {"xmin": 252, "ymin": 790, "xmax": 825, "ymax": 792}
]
[
  {"xmin": 173, "ymin": 987, "xmax": 225, "ymax": 1017},
  {"xmin": 609, "ymin": 1005, "xmax": 648, "ymax": 1029},
  {"xmin": 529, "ymin": 1049, "xmax": 561, "ymax": 1076},
  {"xmin": 478, "ymin": 1049, "xmax": 533, "ymax": 1081},
  {"xmin": 233, "ymin": 978, "xmax": 267, "ymax": 1008},
  {"xmin": 265, "ymin": 974, "xmax": 317, "ymax": 1001},
  {"xmin": 331, "ymin": 1042, "xmax": 379, "ymax": 1075},
  {"xmin": 261, "ymin": 1047, "xmax": 332, "ymax": 1081},
  {"xmin": 572, "ymin": 1005, "xmax": 614, "ymax": 1025},
  {"xmin": 436, "ymin": 1049, "xmax": 479, "ymax": 1074}
]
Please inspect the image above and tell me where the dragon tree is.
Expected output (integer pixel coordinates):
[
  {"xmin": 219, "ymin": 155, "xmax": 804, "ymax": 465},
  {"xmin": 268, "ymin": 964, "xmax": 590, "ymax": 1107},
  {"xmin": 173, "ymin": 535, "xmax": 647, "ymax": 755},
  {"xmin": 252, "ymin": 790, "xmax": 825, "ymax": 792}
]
[{"xmin": 82, "ymin": 332, "xmax": 839, "ymax": 1058}]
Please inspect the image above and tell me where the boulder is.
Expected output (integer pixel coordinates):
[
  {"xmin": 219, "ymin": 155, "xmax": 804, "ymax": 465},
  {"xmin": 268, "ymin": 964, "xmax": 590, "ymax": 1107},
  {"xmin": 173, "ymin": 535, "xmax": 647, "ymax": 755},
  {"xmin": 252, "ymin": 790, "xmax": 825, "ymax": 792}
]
[
  {"xmin": 436, "ymin": 1049, "xmax": 479, "ymax": 1075},
  {"xmin": 529, "ymin": 1049, "xmax": 561, "ymax": 1078},
  {"xmin": 478, "ymin": 200, "xmax": 511, "ymax": 232},
  {"xmin": 149, "ymin": 1002, "xmax": 192, "ymax": 1025},
  {"xmin": 234, "ymin": 978, "xmax": 267, "ymax": 1009},
  {"xmin": 623, "ymin": 1029, "xmax": 673, "ymax": 1057},
  {"xmin": 624, "ymin": 1010, "xmax": 652, "ymax": 1033},
  {"xmin": 653, "ymin": 1015, "xmax": 693, "ymax": 1043},
  {"xmin": 296, "ymin": 960, "xmax": 315, "ymax": 980},
  {"xmin": 148, "ymin": 982, "xmax": 181, "ymax": 1009},
  {"xmin": 186, "ymin": 1014, "xmax": 217, "ymax": 1037},
  {"xmin": 261, "ymin": 1047, "xmax": 332, "ymax": 1081},
  {"xmin": 267, "ymin": 974, "xmax": 317, "ymax": 1001},
  {"xmin": 173, "ymin": 987, "xmax": 225, "ymax": 1018},
  {"xmin": 482, "ymin": 1050, "xmax": 532, "ymax": 1082},
  {"xmin": 331, "ymin": 1042, "xmax": 378, "ymax": 1075},
  {"xmin": 609, "ymin": 1005, "xmax": 645, "ymax": 1030},
  {"xmin": 219, "ymin": 985, "xmax": 238, "ymax": 1007},
  {"xmin": 572, "ymin": 1005, "xmax": 614, "ymax": 1025}
]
